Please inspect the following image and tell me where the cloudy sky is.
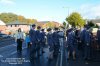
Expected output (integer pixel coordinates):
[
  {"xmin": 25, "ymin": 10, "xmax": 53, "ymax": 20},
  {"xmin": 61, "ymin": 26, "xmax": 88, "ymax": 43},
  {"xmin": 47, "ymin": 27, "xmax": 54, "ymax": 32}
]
[{"xmin": 0, "ymin": 0, "xmax": 100, "ymax": 23}]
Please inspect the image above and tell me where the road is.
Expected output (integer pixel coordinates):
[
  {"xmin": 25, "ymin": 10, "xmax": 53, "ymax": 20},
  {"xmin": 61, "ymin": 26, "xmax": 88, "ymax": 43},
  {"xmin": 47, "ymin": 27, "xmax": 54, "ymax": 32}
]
[{"xmin": 0, "ymin": 39, "xmax": 100, "ymax": 66}]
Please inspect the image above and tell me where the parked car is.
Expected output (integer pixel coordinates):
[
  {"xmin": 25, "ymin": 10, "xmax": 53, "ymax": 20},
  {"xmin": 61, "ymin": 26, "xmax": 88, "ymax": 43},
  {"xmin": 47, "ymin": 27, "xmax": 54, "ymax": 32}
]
[{"xmin": 0, "ymin": 33, "xmax": 11, "ymax": 38}]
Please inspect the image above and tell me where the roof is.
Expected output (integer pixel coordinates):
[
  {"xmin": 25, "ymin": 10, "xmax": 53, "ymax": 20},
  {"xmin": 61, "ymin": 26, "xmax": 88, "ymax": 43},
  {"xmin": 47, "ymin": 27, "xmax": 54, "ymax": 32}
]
[
  {"xmin": 0, "ymin": 20, "xmax": 6, "ymax": 25},
  {"xmin": 6, "ymin": 21, "xmax": 29, "ymax": 25},
  {"xmin": 91, "ymin": 19, "xmax": 100, "ymax": 23}
]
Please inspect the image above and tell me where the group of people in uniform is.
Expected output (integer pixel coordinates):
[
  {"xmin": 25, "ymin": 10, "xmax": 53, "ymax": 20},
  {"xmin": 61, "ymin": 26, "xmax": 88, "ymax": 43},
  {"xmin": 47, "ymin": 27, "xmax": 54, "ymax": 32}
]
[
  {"xmin": 15, "ymin": 24, "xmax": 100, "ymax": 62},
  {"xmin": 66, "ymin": 25, "xmax": 100, "ymax": 61},
  {"xmin": 29, "ymin": 24, "xmax": 65, "ymax": 60}
]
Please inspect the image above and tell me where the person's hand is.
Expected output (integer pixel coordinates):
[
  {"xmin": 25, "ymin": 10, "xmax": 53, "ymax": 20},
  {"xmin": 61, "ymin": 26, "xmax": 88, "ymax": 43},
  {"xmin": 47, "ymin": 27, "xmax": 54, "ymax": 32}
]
[
  {"xmin": 87, "ymin": 43, "xmax": 89, "ymax": 46},
  {"xmin": 21, "ymin": 39, "xmax": 24, "ymax": 42},
  {"xmin": 15, "ymin": 39, "xmax": 17, "ymax": 42},
  {"xmin": 30, "ymin": 42, "xmax": 32, "ymax": 45},
  {"xmin": 96, "ymin": 38, "xmax": 98, "ymax": 40},
  {"xmin": 65, "ymin": 45, "xmax": 68, "ymax": 48}
]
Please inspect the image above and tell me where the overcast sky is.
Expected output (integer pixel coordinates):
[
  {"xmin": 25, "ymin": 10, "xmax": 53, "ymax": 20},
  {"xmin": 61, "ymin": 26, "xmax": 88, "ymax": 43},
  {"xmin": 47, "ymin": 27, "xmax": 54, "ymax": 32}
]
[{"xmin": 0, "ymin": 0, "xmax": 100, "ymax": 23}]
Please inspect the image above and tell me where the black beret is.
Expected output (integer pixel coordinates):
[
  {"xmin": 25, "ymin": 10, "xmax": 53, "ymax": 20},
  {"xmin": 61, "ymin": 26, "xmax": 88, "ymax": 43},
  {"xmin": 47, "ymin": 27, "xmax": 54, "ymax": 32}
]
[
  {"xmin": 47, "ymin": 28, "xmax": 52, "ymax": 31},
  {"xmin": 32, "ymin": 24, "xmax": 36, "ymax": 27},
  {"xmin": 54, "ymin": 27, "xmax": 58, "ymax": 30},
  {"xmin": 41, "ymin": 29, "xmax": 44, "ymax": 31},
  {"xmin": 37, "ymin": 26, "xmax": 41, "ymax": 29}
]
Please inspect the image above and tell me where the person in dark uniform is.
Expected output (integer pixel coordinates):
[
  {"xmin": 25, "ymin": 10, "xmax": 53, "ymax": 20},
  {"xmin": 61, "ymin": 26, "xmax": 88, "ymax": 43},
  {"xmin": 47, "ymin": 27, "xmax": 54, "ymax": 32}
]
[
  {"xmin": 53, "ymin": 27, "xmax": 60, "ymax": 56},
  {"xmin": 80, "ymin": 26, "xmax": 87, "ymax": 57},
  {"xmin": 97, "ymin": 27, "xmax": 100, "ymax": 49},
  {"xmin": 66, "ymin": 28, "xmax": 76, "ymax": 60},
  {"xmin": 35, "ymin": 26, "xmax": 42, "ymax": 57},
  {"xmin": 40, "ymin": 29, "xmax": 46, "ymax": 54},
  {"xmin": 75, "ymin": 29, "xmax": 81, "ymax": 50},
  {"xmin": 47, "ymin": 28, "xmax": 54, "ymax": 60},
  {"xmin": 84, "ymin": 27, "xmax": 92, "ymax": 61},
  {"xmin": 15, "ymin": 28, "xmax": 24, "ymax": 53},
  {"xmin": 29, "ymin": 24, "xmax": 37, "ymax": 59}
]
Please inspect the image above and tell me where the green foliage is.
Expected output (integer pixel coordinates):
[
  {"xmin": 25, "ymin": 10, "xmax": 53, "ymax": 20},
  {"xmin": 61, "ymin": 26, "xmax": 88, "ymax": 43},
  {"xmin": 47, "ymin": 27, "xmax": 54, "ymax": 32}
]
[
  {"xmin": 0, "ymin": 13, "xmax": 37, "ymax": 24},
  {"xmin": 46, "ymin": 22, "xmax": 55, "ymax": 28},
  {"xmin": 95, "ymin": 24, "xmax": 99, "ymax": 28},
  {"xmin": 63, "ymin": 21, "xmax": 66, "ymax": 27},
  {"xmin": 0, "ymin": 13, "xmax": 17, "ymax": 23},
  {"xmin": 66, "ymin": 12, "xmax": 85, "ymax": 27},
  {"xmin": 87, "ymin": 20, "xmax": 95, "ymax": 27}
]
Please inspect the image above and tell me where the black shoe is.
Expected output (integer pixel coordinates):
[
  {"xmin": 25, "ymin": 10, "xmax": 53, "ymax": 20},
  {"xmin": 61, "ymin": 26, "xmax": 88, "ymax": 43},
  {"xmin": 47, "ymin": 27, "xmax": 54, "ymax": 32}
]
[
  {"xmin": 67, "ymin": 58, "xmax": 70, "ymax": 60},
  {"xmin": 73, "ymin": 58, "xmax": 76, "ymax": 61},
  {"xmin": 37, "ymin": 54, "xmax": 41, "ymax": 57},
  {"xmin": 42, "ymin": 51, "xmax": 45, "ymax": 53},
  {"xmin": 84, "ymin": 58, "xmax": 88, "ymax": 60}
]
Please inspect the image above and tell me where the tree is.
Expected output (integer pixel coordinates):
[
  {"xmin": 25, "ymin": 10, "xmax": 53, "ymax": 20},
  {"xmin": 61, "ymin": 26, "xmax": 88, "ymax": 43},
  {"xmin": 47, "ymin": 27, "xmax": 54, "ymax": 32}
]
[
  {"xmin": 45, "ymin": 21, "xmax": 55, "ymax": 28},
  {"xmin": 17, "ymin": 15, "xmax": 26, "ymax": 22},
  {"xmin": 87, "ymin": 20, "xmax": 95, "ymax": 27},
  {"xmin": 66, "ymin": 12, "xmax": 85, "ymax": 28},
  {"xmin": 26, "ymin": 19, "xmax": 37, "ymax": 24},
  {"xmin": 0, "ymin": 12, "xmax": 37, "ymax": 24},
  {"xmin": 63, "ymin": 21, "xmax": 66, "ymax": 27},
  {"xmin": 0, "ymin": 13, "xmax": 17, "ymax": 23}
]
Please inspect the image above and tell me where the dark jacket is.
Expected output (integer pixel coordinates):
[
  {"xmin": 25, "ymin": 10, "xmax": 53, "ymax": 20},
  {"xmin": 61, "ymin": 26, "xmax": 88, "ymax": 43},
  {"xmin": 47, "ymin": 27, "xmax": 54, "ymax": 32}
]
[
  {"xmin": 52, "ymin": 31, "xmax": 60, "ymax": 45},
  {"xmin": 36, "ymin": 30, "xmax": 42, "ymax": 42},
  {"xmin": 29, "ymin": 29, "xmax": 36, "ymax": 43},
  {"xmin": 47, "ymin": 32, "xmax": 53, "ymax": 46}
]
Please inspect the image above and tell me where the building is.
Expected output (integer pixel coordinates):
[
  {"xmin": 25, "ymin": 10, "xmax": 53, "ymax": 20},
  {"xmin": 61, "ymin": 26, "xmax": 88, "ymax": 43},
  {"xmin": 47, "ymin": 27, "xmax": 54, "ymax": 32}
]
[
  {"xmin": 91, "ymin": 19, "xmax": 100, "ymax": 26},
  {"xmin": 6, "ymin": 21, "xmax": 30, "ymax": 34},
  {"xmin": 0, "ymin": 20, "xmax": 63, "ymax": 34},
  {"xmin": 0, "ymin": 20, "xmax": 6, "ymax": 33}
]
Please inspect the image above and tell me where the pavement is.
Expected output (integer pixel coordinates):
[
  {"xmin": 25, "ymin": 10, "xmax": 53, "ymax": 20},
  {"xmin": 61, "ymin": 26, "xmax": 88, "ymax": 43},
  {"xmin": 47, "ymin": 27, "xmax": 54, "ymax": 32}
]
[{"xmin": 0, "ymin": 39, "xmax": 100, "ymax": 66}]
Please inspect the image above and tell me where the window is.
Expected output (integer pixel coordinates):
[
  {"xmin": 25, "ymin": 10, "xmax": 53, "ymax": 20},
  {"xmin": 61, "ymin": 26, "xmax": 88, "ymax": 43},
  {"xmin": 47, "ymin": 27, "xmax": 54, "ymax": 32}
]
[
  {"xmin": 11, "ymin": 25, "xmax": 12, "ymax": 27},
  {"xmin": 15, "ymin": 25, "xmax": 17, "ymax": 27}
]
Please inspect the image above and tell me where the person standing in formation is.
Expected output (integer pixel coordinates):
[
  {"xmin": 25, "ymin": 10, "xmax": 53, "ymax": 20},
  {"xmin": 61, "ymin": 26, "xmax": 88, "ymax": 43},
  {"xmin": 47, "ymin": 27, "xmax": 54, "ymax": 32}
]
[
  {"xmin": 47, "ymin": 28, "xmax": 54, "ymax": 60},
  {"xmin": 97, "ymin": 27, "xmax": 100, "ymax": 49},
  {"xmin": 29, "ymin": 24, "xmax": 37, "ymax": 59},
  {"xmin": 40, "ymin": 29, "xmax": 46, "ymax": 54},
  {"xmin": 66, "ymin": 28, "xmax": 76, "ymax": 60},
  {"xmin": 53, "ymin": 28, "xmax": 60, "ymax": 56},
  {"xmin": 35, "ymin": 26, "xmax": 42, "ymax": 57},
  {"xmin": 84, "ymin": 27, "xmax": 92, "ymax": 61}
]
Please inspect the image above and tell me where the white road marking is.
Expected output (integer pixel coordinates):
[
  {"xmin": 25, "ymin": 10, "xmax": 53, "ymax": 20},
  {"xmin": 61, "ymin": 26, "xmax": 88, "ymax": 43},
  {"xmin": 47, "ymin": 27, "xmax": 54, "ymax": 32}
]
[
  {"xmin": 10, "ymin": 47, "xmax": 27, "ymax": 55},
  {"xmin": 10, "ymin": 51, "xmax": 17, "ymax": 55},
  {"xmin": 0, "ymin": 43, "xmax": 16, "ymax": 50},
  {"xmin": 0, "ymin": 55, "xmax": 3, "ymax": 57},
  {"xmin": 60, "ymin": 43, "xmax": 63, "ymax": 66},
  {"xmin": 56, "ymin": 54, "xmax": 60, "ymax": 66},
  {"xmin": 12, "ymin": 44, "xmax": 17, "ymax": 46}
]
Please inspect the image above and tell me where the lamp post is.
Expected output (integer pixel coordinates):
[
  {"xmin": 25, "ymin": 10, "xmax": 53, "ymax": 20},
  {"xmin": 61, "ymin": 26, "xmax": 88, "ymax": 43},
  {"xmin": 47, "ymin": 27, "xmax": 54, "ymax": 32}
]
[
  {"xmin": 63, "ymin": 6, "xmax": 70, "ymax": 17},
  {"xmin": 63, "ymin": 7, "xmax": 70, "ymax": 37}
]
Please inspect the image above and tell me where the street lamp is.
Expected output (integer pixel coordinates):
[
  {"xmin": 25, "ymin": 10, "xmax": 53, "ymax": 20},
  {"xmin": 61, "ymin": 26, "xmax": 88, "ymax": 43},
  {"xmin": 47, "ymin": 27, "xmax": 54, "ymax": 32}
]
[
  {"xmin": 63, "ymin": 6, "xmax": 70, "ymax": 17},
  {"xmin": 62, "ymin": 7, "xmax": 70, "ymax": 37}
]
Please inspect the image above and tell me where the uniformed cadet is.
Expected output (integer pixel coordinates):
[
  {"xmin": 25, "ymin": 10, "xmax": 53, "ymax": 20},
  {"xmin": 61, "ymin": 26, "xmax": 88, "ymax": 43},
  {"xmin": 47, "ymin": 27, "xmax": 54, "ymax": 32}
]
[
  {"xmin": 40, "ymin": 29, "xmax": 46, "ymax": 54},
  {"xmin": 29, "ymin": 24, "xmax": 37, "ymax": 59},
  {"xmin": 97, "ymin": 27, "xmax": 100, "ymax": 49},
  {"xmin": 80, "ymin": 26, "xmax": 87, "ymax": 57},
  {"xmin": 35, "ymin": 26, "xmax": 42, "ymax": 57},
  {"xmin": 53, "ymin": 27, "xmax": 60, "ymax": 56},
  {"xmin": 75, "ymin": 29, "xmax": 81, "ymax": 50},
  {"xmin": 47, "ymin": 28, "xmax": 54, "ymax": 60},
  {"xmin": 66, "ymin": 28, "xmax": 76, "ymax": 60},
  {"xmin": 58, "ymin": 28, "xmax": 64, "ymax": 52},
  {"xmin": 84, "ymin": 27, "xmax": 92, "ymax": 60}
]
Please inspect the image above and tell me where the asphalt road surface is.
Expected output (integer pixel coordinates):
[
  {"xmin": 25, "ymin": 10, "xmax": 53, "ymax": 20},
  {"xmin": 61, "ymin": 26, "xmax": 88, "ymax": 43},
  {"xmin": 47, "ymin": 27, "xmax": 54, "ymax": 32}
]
[{"xmin": 0, "ymin": 40, "xmax": 100, "ymax": 66}]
